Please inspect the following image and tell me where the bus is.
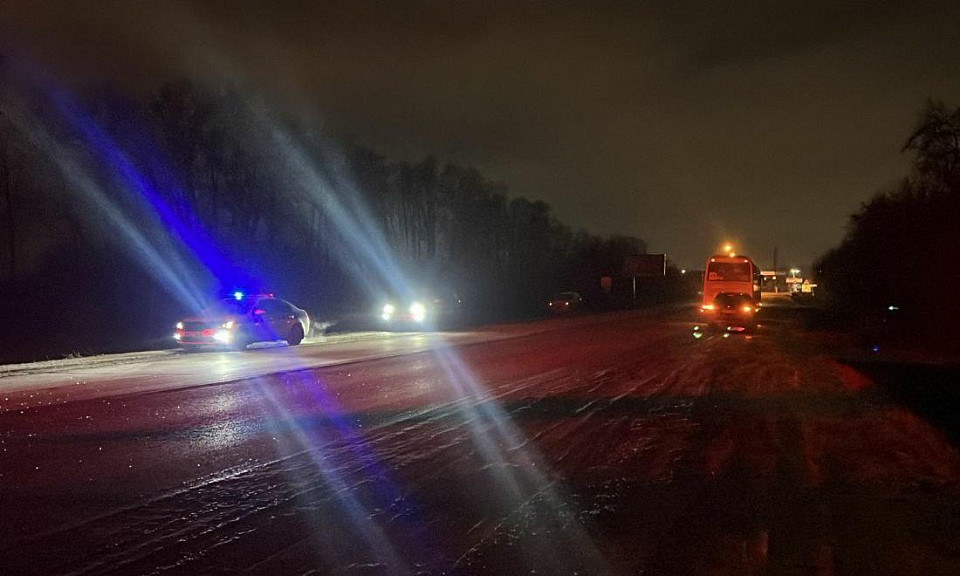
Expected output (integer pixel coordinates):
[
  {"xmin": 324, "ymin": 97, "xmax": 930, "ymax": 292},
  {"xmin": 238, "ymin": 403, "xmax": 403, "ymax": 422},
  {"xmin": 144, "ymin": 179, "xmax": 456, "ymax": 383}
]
[{"xmin": 699, "ymin": 254, "xmax": 762, "ymax": 328}]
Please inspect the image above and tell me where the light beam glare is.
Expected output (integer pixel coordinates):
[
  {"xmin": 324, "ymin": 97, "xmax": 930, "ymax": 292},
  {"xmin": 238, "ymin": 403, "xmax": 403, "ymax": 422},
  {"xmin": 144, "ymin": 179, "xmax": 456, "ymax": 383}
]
[
  {"xmin": 246, "ymin": 373, "xmax": 414, "ymax": 574},
  {"xmin": 46, "ymin": 86, "xmax": 235, "ymax": 308},
  {"xmin": 431, "ymin": 343, "xmax": 613, "ymax": 573},
  {"xmin": 242, "ymin": 103, "xmax": 611, "ymax": 572},
  {"xmin": 251, "ymin": 106, "xmax": 414, "ymax": 301},
  {"xmin": 2, "ymin": 100, "xmax": 206, "ymax": 312}
]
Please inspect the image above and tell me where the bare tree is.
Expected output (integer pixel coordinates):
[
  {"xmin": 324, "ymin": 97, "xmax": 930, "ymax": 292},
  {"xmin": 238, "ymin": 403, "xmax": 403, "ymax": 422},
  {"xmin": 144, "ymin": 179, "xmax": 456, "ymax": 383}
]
[
  {"xmin": 0, "ymin": 127, "xmax": 13, "ymax": 280},
  {"xmin": 0, "ymin": 53, "xmax": 15, "ymax": 280},
  {"xmin": 903, "ymin": 100, "xmax": 960, "ymax": 190}
]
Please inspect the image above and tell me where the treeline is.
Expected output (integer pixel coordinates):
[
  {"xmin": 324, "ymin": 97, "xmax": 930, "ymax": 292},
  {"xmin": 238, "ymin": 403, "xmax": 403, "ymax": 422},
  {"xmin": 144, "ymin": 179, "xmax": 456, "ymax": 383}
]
[
  {"xmin": 0, "ymin": 78, "xmax": 648, "ymax": 361},
  {"xmin": 816, "ymin": 100, "xmax": 960, "ymax": 340}
]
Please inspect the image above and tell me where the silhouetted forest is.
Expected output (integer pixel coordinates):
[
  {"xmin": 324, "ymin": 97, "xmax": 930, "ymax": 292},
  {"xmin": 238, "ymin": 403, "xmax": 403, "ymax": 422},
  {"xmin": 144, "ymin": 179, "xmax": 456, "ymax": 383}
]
[
  {"xmin": 817, "ymin": 100, "xmax": 960, "ymax": 343},
  {"xmin": 0, "ymin": 77, "xmax": 653, "ymax": 361}
]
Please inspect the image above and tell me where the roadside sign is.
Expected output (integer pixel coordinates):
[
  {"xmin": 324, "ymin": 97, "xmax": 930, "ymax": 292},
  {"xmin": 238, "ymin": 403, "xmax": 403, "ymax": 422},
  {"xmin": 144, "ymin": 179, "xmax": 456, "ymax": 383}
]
[{"xmin": 622, "ymin": 254, "xmax": 666, "ymax": 278}]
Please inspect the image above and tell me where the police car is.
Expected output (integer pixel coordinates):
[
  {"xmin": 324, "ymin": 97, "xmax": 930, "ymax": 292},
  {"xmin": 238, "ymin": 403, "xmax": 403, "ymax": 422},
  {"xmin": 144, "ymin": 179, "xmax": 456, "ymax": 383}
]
[{"xmin": 174, "ymin": 293, "xmax": 310, "ymax": 350}]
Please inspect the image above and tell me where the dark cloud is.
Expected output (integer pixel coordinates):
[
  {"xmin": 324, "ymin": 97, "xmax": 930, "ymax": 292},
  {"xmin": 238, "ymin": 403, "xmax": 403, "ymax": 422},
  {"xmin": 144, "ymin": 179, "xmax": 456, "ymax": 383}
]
[
  {"xmin": 666, "ymin": 1, "xmax": 910, "ymax": 68},
  {"xmin": 3, "ymin": 0, "xmax": 960, "ymax": 267}
]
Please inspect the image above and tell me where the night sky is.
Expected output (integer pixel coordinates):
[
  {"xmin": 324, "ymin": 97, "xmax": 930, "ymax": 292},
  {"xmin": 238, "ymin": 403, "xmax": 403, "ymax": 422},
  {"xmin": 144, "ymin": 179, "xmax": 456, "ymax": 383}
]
[{"xmin": 4, "ymin": 0, "xmax": 960, "ymax": 269}]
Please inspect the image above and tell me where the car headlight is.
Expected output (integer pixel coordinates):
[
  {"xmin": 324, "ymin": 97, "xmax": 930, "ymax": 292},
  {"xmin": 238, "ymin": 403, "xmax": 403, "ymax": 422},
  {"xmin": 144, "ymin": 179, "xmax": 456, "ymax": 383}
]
[
  {"xmin": 173, "ymin": 332, "xmax": 182, "ymax": 341},
  {"xmin": 176, "ymin": 322, "xmax": 184, "ymax": 330},
  {"xmin": 381, "ymin": 303, "xmax": 395, "ymax": 321},
  {"xmin": 213, "ymin": 330, "xmax": 233, "ymax": 343},
  {"xmin": 220, "ymin": 320, "xmax": 235, "ymax": 329},
  {"xmin": 410, "ymin": 302, "xmax": 426, "ymax": 322}
]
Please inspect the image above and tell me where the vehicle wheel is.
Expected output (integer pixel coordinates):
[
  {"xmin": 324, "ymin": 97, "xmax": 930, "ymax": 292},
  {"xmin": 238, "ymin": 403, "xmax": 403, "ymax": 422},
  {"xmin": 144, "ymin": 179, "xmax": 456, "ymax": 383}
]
[{"xmin": 287, "ymin": 324, "xmax": 304, "ymax": 346}]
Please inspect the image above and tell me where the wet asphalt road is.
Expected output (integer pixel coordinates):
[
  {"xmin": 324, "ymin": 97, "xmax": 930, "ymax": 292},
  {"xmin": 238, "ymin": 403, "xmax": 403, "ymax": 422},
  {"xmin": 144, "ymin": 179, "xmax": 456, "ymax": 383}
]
[{"xmin": 2, "ymin": 300, "xmax": 960, "ymax": 575}]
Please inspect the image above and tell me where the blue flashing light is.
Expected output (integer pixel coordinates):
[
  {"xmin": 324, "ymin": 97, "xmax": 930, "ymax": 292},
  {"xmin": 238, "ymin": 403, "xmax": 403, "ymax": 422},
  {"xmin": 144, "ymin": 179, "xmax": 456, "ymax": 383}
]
[{"xmin": 44, "ymin": 84, "xmax": 252, "ymax": 313}]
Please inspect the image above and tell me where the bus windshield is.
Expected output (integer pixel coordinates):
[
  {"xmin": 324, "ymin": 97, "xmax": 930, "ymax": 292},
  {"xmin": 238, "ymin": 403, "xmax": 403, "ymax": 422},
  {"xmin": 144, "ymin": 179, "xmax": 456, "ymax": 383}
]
[{"xmin": 706, "ymin": 261, "xmax": 751, "ymax": 282}]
